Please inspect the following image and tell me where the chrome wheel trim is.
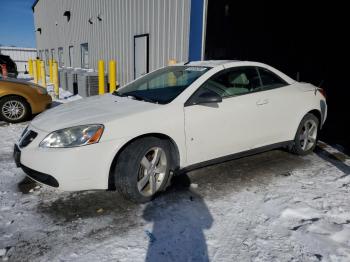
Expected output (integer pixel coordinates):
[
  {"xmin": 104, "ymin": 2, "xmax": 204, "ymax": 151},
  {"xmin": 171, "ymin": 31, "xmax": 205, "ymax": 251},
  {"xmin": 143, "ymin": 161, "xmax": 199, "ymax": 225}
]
[
  {"xmin": 137, "ymin": 147, "xmax": 168, "ymax": 197},
  {"xmin": 299, "ymin": 119, "xmax": 318, "ymax": 151},
  {"xmin": 1, "ymin": 100, "xmax": 26, "ymax": 121}
]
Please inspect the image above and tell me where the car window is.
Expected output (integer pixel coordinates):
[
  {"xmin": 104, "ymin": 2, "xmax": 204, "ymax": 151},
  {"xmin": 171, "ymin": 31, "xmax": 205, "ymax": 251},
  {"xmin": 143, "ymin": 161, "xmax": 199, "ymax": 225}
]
[
  {"xmin": 115, "ymin": 66, "xmax": 210, "ymax": 104},
  {"xmin": 257, "ymin": 67, "xmax": 288, "ymax": 90},
  {"xmin": 200, "ymin": 67, "xmax": 262, "ymax": 98}
]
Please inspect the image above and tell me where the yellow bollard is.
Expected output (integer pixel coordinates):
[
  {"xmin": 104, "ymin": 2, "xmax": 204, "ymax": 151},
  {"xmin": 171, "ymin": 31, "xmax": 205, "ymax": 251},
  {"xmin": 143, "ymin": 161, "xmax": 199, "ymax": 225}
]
[
  {"xmin": 40, "ymin": 61, "xmax": 47, "ymax": 88},
  {"xmin": 28, "ymin": 59, "xmax": 33, "ymax": 76},
  {"xmin": 109, "ymin": 60, "xmax": 117, "ymax": 93},
  {"xmin": 53, "ymin": 61, "xmax": 59, "ymax": 97},
  {"xmin": 33, "ymin": 60, "xmax": 38, "ymax": 84},
  {"xmin": 168, "ymin": 59, "xmax": 177, "ymax": 66},
  {"xmin": 98, "ymin": 60, "xmax": 105, "ymax": 95},
  {"xmin": 49, "ymin": 59, "xmax": 53, "ymax": 84},
  {"xmin": 36, "ymin": 59, "xmax": 41, "ymax": 82},
  {"xmin": 168, "ymin": 59, "xmax": 177, "ymax": 86}
]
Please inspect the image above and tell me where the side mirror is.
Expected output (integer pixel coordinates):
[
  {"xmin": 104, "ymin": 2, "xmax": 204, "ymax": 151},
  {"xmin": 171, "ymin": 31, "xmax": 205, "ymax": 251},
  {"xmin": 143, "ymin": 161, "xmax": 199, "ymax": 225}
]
[{"xmin": 186, "ymin": 89, "xmax": 222, "ymax": 106}]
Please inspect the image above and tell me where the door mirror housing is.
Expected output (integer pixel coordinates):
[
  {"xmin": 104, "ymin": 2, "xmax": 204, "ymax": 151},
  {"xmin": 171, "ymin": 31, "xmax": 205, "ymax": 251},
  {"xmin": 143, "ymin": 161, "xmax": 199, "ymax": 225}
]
[{"xmin": 185, "ymin": 88, "xmax": 223, "ymax": 106}]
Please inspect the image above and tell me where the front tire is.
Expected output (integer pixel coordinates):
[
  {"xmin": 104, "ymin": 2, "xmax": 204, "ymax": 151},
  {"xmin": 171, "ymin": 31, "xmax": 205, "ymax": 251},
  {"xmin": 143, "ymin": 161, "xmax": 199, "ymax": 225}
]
[
  {"xmin": 0, "ymin": 96, "xmax": 31, "ymax": 123},
  {"xmin": 290, "ymin": 113, "xmax": 319, "ymax": 155},
  {"xmin": 114, "ymin": 137, "xmax": 172, "ymax": 203}
]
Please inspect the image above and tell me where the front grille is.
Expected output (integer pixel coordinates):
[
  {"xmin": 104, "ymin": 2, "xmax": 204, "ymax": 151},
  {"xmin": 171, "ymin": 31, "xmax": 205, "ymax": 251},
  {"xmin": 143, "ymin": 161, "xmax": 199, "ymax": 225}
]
[{"xmin": 19, "ymin": 130, "xmax": 38, "ymax": 148}]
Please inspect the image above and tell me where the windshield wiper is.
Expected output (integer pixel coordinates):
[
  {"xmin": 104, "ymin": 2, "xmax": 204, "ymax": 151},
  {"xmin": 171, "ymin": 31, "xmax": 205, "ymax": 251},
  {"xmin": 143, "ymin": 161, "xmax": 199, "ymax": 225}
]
[
  {"xmin": 114, "ymin": 92, "xmax": 157, "ymax": 104},
  {"xmin": 127, "ymin": 94, "xmax": 157, "ymax": 104},
  {"xmin": 113, "ymin": 91, "xmax": 125, "ymax": 97}
]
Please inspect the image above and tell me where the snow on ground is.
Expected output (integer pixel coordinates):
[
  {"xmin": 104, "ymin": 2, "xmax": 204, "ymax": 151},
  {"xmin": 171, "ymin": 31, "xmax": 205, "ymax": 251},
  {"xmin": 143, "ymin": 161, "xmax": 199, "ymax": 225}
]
[{"xmin": 0, "ymin": 123, "xmax": 350, "ymax": 262}]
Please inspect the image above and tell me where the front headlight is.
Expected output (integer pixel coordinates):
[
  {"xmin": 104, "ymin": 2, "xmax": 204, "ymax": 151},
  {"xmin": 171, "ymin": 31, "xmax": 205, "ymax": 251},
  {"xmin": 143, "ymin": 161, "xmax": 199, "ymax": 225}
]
[{"xmin": 39, "ymin": 125, "xmax": 104, "ymax": 148}]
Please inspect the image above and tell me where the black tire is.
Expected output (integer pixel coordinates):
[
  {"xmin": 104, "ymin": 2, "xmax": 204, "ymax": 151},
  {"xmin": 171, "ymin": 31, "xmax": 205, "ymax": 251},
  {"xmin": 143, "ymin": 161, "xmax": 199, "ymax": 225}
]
[
  {"xmin": 114, "ymin": 137, "xmax": 173, "ymax": 203},
  {"xmin": 0, "ymin": 96, "xmax": 31, "ymax": 123},
  {"xmin": 290, "ymin": 113, "xmax": 319, "ymax": 155}
]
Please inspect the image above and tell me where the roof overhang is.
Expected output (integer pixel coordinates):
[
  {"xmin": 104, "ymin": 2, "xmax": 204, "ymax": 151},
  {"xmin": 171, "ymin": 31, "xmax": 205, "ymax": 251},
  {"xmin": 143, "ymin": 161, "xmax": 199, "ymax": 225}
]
[{"xmin": 32, "ymin": 0, "xmax": 39, "ymax": 12}]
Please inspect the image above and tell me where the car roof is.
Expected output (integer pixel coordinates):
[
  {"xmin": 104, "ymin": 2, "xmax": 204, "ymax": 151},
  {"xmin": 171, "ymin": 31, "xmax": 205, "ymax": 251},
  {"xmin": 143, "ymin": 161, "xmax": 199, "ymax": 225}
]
[
  {"xmin": 182, "ymin": 60, "xmax": 296, "ymax": 84},
  {"xmin": 186, "ymin": 60, "xmax": 239, "ymax": 68}
]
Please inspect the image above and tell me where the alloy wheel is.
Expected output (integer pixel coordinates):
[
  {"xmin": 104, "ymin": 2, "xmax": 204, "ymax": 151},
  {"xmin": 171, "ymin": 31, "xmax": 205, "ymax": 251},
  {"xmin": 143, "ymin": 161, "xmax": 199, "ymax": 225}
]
[
  {"xmin": 1, "ymin": 100, "xmax": 26, "ymax": 121},
  {"xmin": 299, "ymin": 119, "xmax": 318, "ymax": 151},
  {"xmin": 137, "ymin": 147, "xmax": 168, "ymax": 197}
]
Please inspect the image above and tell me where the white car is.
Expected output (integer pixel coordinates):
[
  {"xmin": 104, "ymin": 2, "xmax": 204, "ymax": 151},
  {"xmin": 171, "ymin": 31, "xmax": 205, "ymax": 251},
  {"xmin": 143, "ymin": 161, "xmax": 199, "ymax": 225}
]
[{"xmin": 14, "ymin": 61, "xmax": 327, "ymax": 203}]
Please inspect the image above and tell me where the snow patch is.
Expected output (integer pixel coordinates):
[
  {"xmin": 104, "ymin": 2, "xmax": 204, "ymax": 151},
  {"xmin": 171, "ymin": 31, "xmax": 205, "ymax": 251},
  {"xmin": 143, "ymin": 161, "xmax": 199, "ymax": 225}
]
[{"xmin": 281, "ymin": 208, "xmax": 321, "ymax": 220}]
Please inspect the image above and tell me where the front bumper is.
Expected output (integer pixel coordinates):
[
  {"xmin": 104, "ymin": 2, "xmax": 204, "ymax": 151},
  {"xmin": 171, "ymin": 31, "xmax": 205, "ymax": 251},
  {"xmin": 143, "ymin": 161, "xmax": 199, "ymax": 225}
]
[
  {"xmin": 14, "ymin": 126, "xmax": 127, "ymax": 191},
  {"xmin": 14, "ymin": 144, "xmax": 58, "ymax": 187}
]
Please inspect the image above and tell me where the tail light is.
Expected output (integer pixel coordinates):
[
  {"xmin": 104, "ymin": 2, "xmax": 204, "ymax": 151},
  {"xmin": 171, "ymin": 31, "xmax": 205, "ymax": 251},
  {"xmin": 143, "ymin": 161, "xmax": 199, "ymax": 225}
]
[{"xmin": 318, "ymin": 88, "xmax": 327, "ymax": 99}]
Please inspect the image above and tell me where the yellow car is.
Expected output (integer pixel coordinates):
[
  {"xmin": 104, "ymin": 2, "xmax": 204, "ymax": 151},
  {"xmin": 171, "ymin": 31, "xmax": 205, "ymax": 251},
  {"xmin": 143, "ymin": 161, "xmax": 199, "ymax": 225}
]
[{"xmin": 0, "ymin": 78, "xmax": 52, "ymax": 123}]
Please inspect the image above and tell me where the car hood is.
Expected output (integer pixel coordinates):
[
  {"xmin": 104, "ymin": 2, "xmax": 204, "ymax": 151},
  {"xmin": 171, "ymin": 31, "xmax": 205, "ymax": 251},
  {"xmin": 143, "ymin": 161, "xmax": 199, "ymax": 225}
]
[{"xmin": 31, "ymin": 94, "xmax": 160, "ymax": 132}]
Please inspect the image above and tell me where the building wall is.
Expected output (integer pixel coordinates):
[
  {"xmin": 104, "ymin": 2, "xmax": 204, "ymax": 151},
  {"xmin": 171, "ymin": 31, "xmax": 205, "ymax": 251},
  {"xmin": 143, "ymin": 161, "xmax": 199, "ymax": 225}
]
[
  {"xmin": 33, "ymin": 0, "xmax": 191, "ymax": 86},
  {"xmin": 0, "ymin": 47, "xmax": 37, "ymax": 73}
]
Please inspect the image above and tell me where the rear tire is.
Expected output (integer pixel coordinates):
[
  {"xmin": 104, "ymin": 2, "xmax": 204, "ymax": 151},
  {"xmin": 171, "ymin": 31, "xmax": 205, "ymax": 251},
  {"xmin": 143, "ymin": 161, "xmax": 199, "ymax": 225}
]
[
  {"xmin": 114, "ymin": 137, "xmax": 172, "ymax": 203},
  {"xmin": 0, "ymin": 96, "xmax": 31, "ymax": 123},
  {"xmin": 290, "ymin": 113, "xmax": 319, "ymax": 155}
]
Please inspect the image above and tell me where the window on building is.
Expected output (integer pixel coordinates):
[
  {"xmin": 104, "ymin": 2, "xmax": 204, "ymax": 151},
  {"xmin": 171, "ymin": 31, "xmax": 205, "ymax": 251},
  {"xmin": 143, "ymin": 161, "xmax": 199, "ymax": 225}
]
[
  {"xmin": 68, "ymin": 46, "xmax": 74, "ymax": 67},
  {"xmin": 45, "ymin": 50, "xmax": 49, "ymax": 65},
  {"xmin": 58, "ymin": 47, "xmax": 64, "ymax": 67},
  {"xmin": 51, "ymin": 49, "xmax": 55, "ymax": 61},
  {"xmin": 80, "ymin": 43, "xmax": 89, "ymax": 69}
]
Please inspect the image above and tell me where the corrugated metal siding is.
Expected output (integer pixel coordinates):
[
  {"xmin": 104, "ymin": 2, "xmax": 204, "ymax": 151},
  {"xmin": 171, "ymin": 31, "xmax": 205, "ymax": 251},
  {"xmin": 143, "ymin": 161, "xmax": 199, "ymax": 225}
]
[
  {"xmin": 0, "ymin": 47, "xmax": 37, "ymax": 73},
  {"xmin": 34, "ymin": 0, "xmax": 191, "ymax": 86}
]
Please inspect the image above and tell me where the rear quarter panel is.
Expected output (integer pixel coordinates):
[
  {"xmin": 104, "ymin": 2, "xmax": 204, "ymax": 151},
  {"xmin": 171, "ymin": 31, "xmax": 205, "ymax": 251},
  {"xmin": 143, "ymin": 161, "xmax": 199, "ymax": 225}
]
[{"xmin": 291, "ymin": 82, "xmax": 327, "ymax": 134}]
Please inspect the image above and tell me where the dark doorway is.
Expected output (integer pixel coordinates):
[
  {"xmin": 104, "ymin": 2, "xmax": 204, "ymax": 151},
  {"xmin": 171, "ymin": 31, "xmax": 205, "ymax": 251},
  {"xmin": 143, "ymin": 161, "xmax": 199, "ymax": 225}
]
[{"xmin": 205, "ymin": 0, "xmax": 350, "ymax": 153}]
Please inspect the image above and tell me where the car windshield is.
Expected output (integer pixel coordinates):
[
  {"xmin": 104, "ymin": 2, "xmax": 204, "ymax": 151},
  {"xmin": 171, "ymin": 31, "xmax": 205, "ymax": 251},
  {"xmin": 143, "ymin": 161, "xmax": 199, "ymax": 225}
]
[{"xmin": 114, "ymin": 66, "xmax": 210, "ymax": 104}]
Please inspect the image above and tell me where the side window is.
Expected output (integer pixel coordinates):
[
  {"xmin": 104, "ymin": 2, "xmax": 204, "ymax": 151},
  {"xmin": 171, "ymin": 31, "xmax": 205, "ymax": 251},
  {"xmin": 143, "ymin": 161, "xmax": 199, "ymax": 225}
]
[
  {"xmin": 58, "ymin": 47, "xmax": 64, "ymax": 67},
  {"xmin": 201, "ymin": 67, "xmax": 262, "ymax": 98},
  {"xmin": 258, "ymin": 67, "xmax": 288, "ymax": 90},
  {"xmin": 45, "ymin": 50, "xmax": 49, "ymax": 66},
  {"xmin": 81, "ymin": 43, "xmax": 89, "ymax": 69},
  {"xmin": 68, "ymin": 46, "xmax": 74, "ymax": 67},
  {"xmin": 50, "ymin": 49, "xmax": 55, "ymax": 61}
]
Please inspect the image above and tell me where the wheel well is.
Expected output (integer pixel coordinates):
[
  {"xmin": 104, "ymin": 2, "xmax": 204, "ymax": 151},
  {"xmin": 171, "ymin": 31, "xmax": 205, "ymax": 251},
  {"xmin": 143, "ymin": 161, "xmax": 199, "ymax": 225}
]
[
  {"xmin": 307, "ymin": 109, "xmax": 322, "ymax": 128},
  {"xmin": 108, "ymin": 133, "xmax": 181, "ymax": 190},
  {"xmin": 0, "ymin": 94, "xmax": 32, "ymax": 113}
]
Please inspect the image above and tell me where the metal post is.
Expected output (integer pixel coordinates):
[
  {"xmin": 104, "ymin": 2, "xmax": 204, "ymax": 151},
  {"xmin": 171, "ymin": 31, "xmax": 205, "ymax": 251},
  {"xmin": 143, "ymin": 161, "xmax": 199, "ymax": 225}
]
[
  {"xmin": 168, "ymin": 60, "xmax": 177, "ymax": 86},
  {"xmin": 53, "ymin": 61, "xmax": 59, "ymax": 97},
  {"xmin": 40, "ymin": 60, "xmax": 47, "ymax": 88},
  {"xmin": 33, "ymin": 60, "xmax": 38, "ymax": 84},
  {"xmin": 168, "ymin": 59, "xmax": 177, "ymax": 65},
  {"xmin": 49, "ymin": 59, "xmax": 53, "ymax": 83},
  {"xmin": 37, "ymin": 59, "xmax": 41, "ymax": 82},
  {"xmin": 109, "ymin": 60, "xmax": 117, "ymax": 93},
  {"xmin": 28, "ymin": 59, "xmax": 33, "ymax": 76},
  {"xmin": 98, "ymin": 60, "xmax": 105, "ymax": 95}
]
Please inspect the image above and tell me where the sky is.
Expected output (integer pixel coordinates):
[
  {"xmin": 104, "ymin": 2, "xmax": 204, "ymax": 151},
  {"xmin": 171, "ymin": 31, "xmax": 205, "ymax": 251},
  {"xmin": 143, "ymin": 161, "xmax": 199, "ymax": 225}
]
[{"xmin": 0, "ymin": 0, "xmax": 36, "ymax": 48}]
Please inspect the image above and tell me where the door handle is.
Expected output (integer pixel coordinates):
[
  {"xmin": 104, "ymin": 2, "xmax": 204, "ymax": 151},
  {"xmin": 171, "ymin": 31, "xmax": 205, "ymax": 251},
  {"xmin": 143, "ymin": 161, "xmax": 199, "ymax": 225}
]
[{"xmin": 256, "ymin": 99, "xmax": 269, "ymax": 106}]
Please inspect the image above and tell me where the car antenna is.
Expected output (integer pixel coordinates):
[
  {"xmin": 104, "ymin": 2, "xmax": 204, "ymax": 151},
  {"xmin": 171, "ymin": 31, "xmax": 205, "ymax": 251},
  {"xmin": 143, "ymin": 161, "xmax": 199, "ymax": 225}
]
[{"xmin": 184, "ymin": 61, "xmax": 191, "ymax": 65}]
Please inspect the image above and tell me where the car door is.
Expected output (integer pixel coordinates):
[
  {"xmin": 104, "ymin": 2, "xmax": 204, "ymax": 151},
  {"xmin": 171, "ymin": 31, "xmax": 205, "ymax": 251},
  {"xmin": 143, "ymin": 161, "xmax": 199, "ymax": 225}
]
[
  {"xmin": 184, "ymin": 66, "xmax": 267, "ymax": 166},
  {"xmin": 252, "ymin": 67, "xmax": 297, "ymax": 147}
]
